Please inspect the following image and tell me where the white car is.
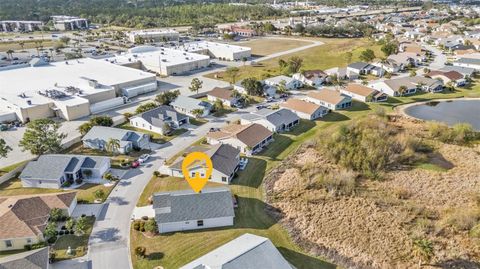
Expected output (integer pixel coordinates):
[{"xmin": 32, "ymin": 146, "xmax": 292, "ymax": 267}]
[{"xmin": 138, "ymin": 154, "xmax": 151, "ymax": 164}]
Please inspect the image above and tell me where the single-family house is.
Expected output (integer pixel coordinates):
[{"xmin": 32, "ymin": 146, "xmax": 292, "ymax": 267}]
[
  {"xmin": 347, "ymin": 62, "xmax": 371, "ymax": 75},
  {"xmin": 427, "ymin": 70, "xmax": 466, "ymax": 86},
  {"xmin": 165, "ymin": 144, "xmax": 240, "ymax": 184},
  {"xmin": 387, "ymin": 52, "xmax": 423, "ymax": 67},
  {"xmin": 82, "ymin": 126, "xmax": 150, "ymax": 154},
  {"xmin": 340, "ymin": 84, "xmax": 388, "ymax": 102},
  {"xmin": 325, "ymin": 67, "xmax": 359, "ymax": 80},
  {"xmin": 292, "ymin": 70, "xmax": 328, "ymax": 87},
  {"xmin": 19, "ymin": 155, "xmax": 110, "ymax": 189},
  {"xmin": 464, "ymin": 29, "xmax": 480, "ymax": 39},
  {"xmin": 280, "ymin": 98, "xmax": 328, "ymax": 120},
  {"xmin": 372, "ymin": 59, "xmax": 401, "ymax": 73},
  {"xmin": 180, "ymin": 233, "xmax": 295, "ymax": 269},
  {"xmin": 370, "ymin": 76, "xmax": 444, "ymax": 97},
  {"xmin": 264, "ymin": 75, "xmax": 302, "ymax": 90},
  {"xmin": 0, "ymin": 192, "xmax": 77, "ymax": 251},
  {"xmin": 206, "ymin": 87, "xmax": 239, "ymax": 107},
  {"xmin": 306, "ymin": 89, "xmax": 352, "ymax": 110},
  {"xmin": 240, "ymin": 108, "xmax": 300, "ymax": 132},
  {"xmin": 453, "ymin": 58, "xmax": 480, "ymax": 71},
  {"xmin": 170, "ymin": 95, "xmax": 212, "ymax": 117},
  {"xmin": 130, "ymin": 105, "xmax": 189, "ymax": 135},
  {"xmin": 0, "ymin": 247, "xmax": 49, "ymax": 269},
  {"xmin": 153, "ymin": 187, "xmax": 234, "ymax": 233},
  {"xmin": 206, "ymin": 123, "xmax": 273, "ymax": 155},
  {"xmin": 439, "ymin": 66, "xmax": 476, "ymax": 78}
]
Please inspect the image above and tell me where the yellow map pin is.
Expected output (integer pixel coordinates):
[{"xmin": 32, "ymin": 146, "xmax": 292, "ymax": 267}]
[{"xmin": 182, "ymin": 152, "xmax": 213, "ymax": 193}]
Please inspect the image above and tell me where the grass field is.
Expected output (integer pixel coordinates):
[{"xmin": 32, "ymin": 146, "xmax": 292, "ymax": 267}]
[
  {"xmin": 205, "ymin": 38, "xmax": 383, "ymax": 82},
  {"xmin": 0, "ymin": 178, "xmax": 115, "ymax": 204},
  {"xmin": 238, "ymin": 38, "xmax": 312, "ymax": 56},
  {"xmin": 0, "ymin": 40, "xmax": 57, "ymax": 52},
  {"xmin": 0, "ymin": 160, "xmax": 29, "ymax": 177}
]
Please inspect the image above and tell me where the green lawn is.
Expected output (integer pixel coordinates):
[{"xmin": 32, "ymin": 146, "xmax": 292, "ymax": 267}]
[
  {"xmin": 212, "ymin": 107, "xmax": 237, "ymax": 117},
  {"xmin": 189, "ymin": 117, "xmax": 208, "ymax": 126},
  {"xmin": 205, "ymin": 37, "xmax": 383, "ymax": 82},
  {"xmin": 0, "ymin": 178, "xmax": 115, "ymax": 204},
  {"xmin": 118, "ymin": 122, "xmax": 187, "ymax": 144},
  {"xmin": 0, "ymin": 161, "xmax": 29, "ymax": 177},
  {"xmin": 52, "ymin": 216, "xmax": 95, "ymax": 260},
  {"xmin": 0, "ymin": 249, "xmax": 28, "ymax": 258}
]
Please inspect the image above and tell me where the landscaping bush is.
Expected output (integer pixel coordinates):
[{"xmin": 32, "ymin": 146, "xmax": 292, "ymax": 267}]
[
  {"xmin": 144, "ymin": 218, "xmax": 158, "ymax": 234},
  {"xmin": 133, "ymin": 221, "xmax": 141, "ymax": 231},
  {"xmin": 139, "ymin": 221, "xmax": 145, "ymax": 232},
  {"xmin": 141, "ymin": 216, "xmax": 149, "ymax": 221},
  {"xmin": 47, "ymin": 236, "xmax": 57, "ymax": 244},
  {"xmin": 31, "ymin": 242, "xmax": 46, "ymax": 250},
  {"xmin": 64, "ymin": 230, "xmax": 70, "ymax": 235},
  {"xmin": 24, "ymin": 244, "xmax": 32, "ymax": 251},
  {"xmin": 59, "ymin": 230, "xmax": 65, "ymax": 236},
  {"xmin": 135, "ymin": 246, "xmax": 146, "ymax": 258},
  {"xmin": 75, "ymin": 178, "xmax": 83, "ymax": 185},
  {"xmin": 153, "ymin": 171, "xmax": 161, "ymax": 177},
  {"xmin": 61, "ymin": 226, "xmax": 66, "ymax": 230}
]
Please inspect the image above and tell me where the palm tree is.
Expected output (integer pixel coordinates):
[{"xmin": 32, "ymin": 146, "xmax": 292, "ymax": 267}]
[
  {"xmin": 412, "ymin": 238, "xmax": 434, "ymax": 266},
  {"xmin": 6, "ymin": 49, "xmax": 14, "ymax": 60},
  {"xmin": 106, "ymin": 138, "xmax": 121, "ymax": 153},
  {"xmin": 398, "ymin": 85, "xmax": 408, "ymax": 96}
]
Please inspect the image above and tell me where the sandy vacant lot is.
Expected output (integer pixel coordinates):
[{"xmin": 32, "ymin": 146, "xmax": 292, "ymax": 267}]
[{"xmin": 238, "ymin": 38, "xmax": 312, "ymax": 56}]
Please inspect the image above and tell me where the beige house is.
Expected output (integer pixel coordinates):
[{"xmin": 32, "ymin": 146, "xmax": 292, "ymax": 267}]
[
  {"xmin": 206, "ymin": 123, "xmax": 273, "ymax": 155},
  {"xmin": 340, "ymin": 84, "xmax": 388, "ymax": 102},
  {"xmin": 305, "ymin": 89, "xmax": 352, "ymax": 110},
  {"xmin": 280, "ymin": 98, "xmax": 328, "ymax": 120},
  {"xmin": 0, "ymin": 192, "xmax": 77, "ymax": 251}
]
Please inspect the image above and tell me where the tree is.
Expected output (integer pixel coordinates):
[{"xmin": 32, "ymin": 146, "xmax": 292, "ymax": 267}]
[
  {"xmin": 75, "ymin": 216, "xmax": 88, "ymax": 235},
  {"xmin": 162, "ymin": 123, "xmax": 172, "ymax": 135},
  {"xmin": 49, "ymin": 208, "xmax": 64, "ymax": 222},
  {"xmin": 241, "ymin": 56, "xmax": 248, "ymax": 67},
  {"xmin": 90, "ymin": 115, "xmax": 113, "ymax": 127},
  {"xmin": 359, "ymin": 49, "xmax": 376, "ymax": 62},
  {"xmin": 213, "ymin": 99, "xmax": 224, "ymax": 111},
  {"xmin": 65, "ymin": 218, "xmax": 75, "ymax": 231},
  {"xmin": 0, "ymin": 139, "xmax": 12, "ymax": 159},
  {"xmin": 135, "ymin": 102, "xmax": 158, "ymax": 114},
  {"xmin": 78, "ymin": 122, "xmax": 93, "ymax": 136},
  {"xmin": 398, "ymin": 85, "xmax": 408, "ymax": 96},
  {"xmin": 155, "ymin": 90, "xmax": 180, "ymax": 105},
  {"xmin": 287, "ymin": 56, "xmax": 303, "ymax": 74},
  {"xmin": 381, "ymin": 42, "xmax": 398, "ymax": 56},
  {"xmin": 278, "ymin": 59, "xmax": 287, "ymax": 69},
  {"xmin": 293, "ymin": 23, "xmax": 305, "ymax": 34},
  {"xmin": 19, "ymin": 119, "xmax": 66, "ymax": 155},
  {"xmin": 412, "ymin": 238, "xmax": 434, "ymax": 266},
  {"xmin": 231, "ymin": 89, "xmax": 241, "ymax": 99},
  {"xmin": 192, "ymin": 109, "xmax": 204, "ymax": 118},
  {"xmin": 94, "ymin": 189, "xmax": 105, "ymax": 200},
  {"xmin": 106, "ymin": 138, "xmax": 121, "ymax": 153},
  {"xmin": 6, "ymin": 49, "xmax": 14, "ymax": 60},
  {"xmin": 409, "ymin": 70, "xmax": 417, "ymax": 77},
  {"xmin": 225, "ymin": 67, "xmax": 240, "ymax": 84},
  {"xmin": 189, "ymin": 78, "xmax": 203, "ymax": 94},
  {"xmin": 276, "ymin": 80, "xmax": 288, "ymax": 95},
  {"xmin": 44, "ymin": 221, "xmax": 57, "ymax": 240},
  {"xmin": 144, "ymin": 218, "xmax": 157, "ymax": 234},
  {"xmin": 241, "ymin": 77, "xmax": 263, "ymax": 96}
]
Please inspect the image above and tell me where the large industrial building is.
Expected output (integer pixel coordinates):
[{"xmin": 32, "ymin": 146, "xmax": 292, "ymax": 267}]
[
  {"xmin": 52, "ymin": 15, "xmax": 89, "ymax": 31},
  {"xmin": 127, "ymin": 29, "xmax": 180, "ymax": 43},
  {"xmin": 180, "ymin": 41, "xmax": 252, "ymax": 61},
  {"xmin": 105, "ymin": 46, "xmax": 210, "ymax": 76},
  {"xmin": 0, "ymin": 58, "xmax": 157, "ymax": 123},
  {"xmin": 0, "ymin": 20, "xmax": 43, "ymax": 32}
]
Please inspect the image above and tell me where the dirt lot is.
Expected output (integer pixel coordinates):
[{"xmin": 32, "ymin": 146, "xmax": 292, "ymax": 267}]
[
  {"xmin": 237, "ymin": 38, "xmax": 312, "ymax": 56},
  {"xmin": 264, "ymin": 117, "xmax": 480, "ymax": 269}
]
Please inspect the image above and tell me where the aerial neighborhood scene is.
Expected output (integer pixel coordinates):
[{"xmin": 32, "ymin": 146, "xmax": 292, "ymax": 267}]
[{"xmin": 1, "ymin": 0, "xmax": 480, "ymax": 268}]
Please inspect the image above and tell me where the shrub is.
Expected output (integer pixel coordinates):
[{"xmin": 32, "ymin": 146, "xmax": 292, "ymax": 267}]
[
  {"xmin": 31, "ymin": 241, "xmax": 46, "ymax": 250},
  {"xmin": 428, "ymin": 122, "xmax": 478, "ymax": 144},
  {"xmin": 139, "ymin": 221, "xmax": 145, "ymax": 232},
  {"xmin": 393, "ymin": 187, "xmax": 412, "ymax": 200},
  {"xmin": 135, "ymin": 246, "xmax": 146, "ymax": 258},
  {"xmin": 24, "ymin": 244, "xmax": 32, "ymax": 251},
  {"xmin": 141, "ymin": 216, "xmax": 149, "ymax": 221},
  {"xmin": 441, "ymin": 208, "xmax": 480, "ymax": 231},
  {"xmin": 144, "ymin": 218, "xmax": 157, "ymax": 234},
  {"xmin": 64, "ymin": 230, "xmax": 70, "ymax": 235},
  {"xmin": 153, "ymin": 171, "xmax": 161, "ymax": 177},
  {"xmin": 47, "ymin": 236, "xmax": 57, "ymax": 244},
  {"xmin": 133, "ymin": 221, "xmax": 141, "ymax": 231},
  {"xmin": 59, "ymin": 230, "xmax": 65, "ymax": 236},
  {"xmin": 75, "ymin": 178, "xmax": 83, "ymax": 185}
]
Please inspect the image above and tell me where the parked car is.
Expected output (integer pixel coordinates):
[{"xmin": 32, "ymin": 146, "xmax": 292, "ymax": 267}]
[
  {"xmin": 256, "ymin": 105, "xmax": 267, "ymax": 110},
  {"xmin": 138, "ymin": 154, "xmax": 151, "ymax": 164},
  {"xmin": 131, "ymin": 161, "xmax": 140, "ymax": 168}
]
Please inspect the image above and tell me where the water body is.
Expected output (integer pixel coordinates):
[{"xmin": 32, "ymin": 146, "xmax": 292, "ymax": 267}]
[{"xmin": 404, "ymin": 100, "xmax": 480, "ymax": 131}]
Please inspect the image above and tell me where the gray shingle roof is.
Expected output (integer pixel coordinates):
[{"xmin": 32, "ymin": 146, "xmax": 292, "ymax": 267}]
[
  {"xmin": 83, "ymin": 126, "xmax": 144, "ymax": 143},
  {"xmin": 171, "ymin": 95, "xmax": 211, "ymax": 111},
  {"xmin": 242, "ymin": 108, "xmax": 299, "ymax": 127},
  {"xmin": 134, "ymin": 105, "xmax": 188, "ymax": 127},
  {"xmin": 20, "ymin": 155, "xmax": 109, "ymax": 180},
  {"xmin": 153, "ymin": 187, "xmax": 234, "ymax": 224},
  {"xmin": 0, "ymin": 247, "xmax": 48, "ymax": 269},
  {"xmin": 439, "ymin": 66, "xmax": 475, "ymax": 76},
  {"xmin": 456, "ymin": 58, "xmax": 480, "ymax": 65},
  {"xmin": 180, "ymin": 234, "xmax": 294, "ymax": 269},
  {"xmin": 347, "ymin": 62, "xmax": 370, "ymax": 70}
]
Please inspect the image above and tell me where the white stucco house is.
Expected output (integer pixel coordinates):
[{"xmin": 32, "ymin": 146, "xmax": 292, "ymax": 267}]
[
  {"xmin": 170, "ymin": 95, "xmax": 212, "ymax": 117},
  {"xmin": 129, "ymin": 105, "xmax": 189, "ymax": 135},
  {"xmin": 264, "ymin": 75, "xmax": 302, "ymax": 90}
]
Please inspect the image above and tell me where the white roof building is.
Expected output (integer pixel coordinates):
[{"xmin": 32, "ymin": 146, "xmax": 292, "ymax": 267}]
[
  {"xmin": 127, "ymin": 29, "xmax": 180, "ymax": 43},
  {"xmin": 179, "ymin": 41, "xmax": 252, "ymax": 61}
]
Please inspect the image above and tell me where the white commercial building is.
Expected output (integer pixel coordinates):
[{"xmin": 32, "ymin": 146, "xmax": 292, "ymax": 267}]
[
  {"xmin": 51, "ymin": 16, "xmax": 89, "ymax": 30},
  {"xmin": 0, "ymin": 57, "xmax": 157, "ymax": 123},
  {"xmin": 105, "ymin": 46, "xmax": 210, "ymax": 76},
  {"xmin": 180, "ymin": 41, "xmax": 252, "ymax": 61},
  {"xmin": 0, "ymin": 20, "xmax": 43, "ymax": 32},
  {"xmin": 127, "ymin": 29, "xmax": 180, "ymax": 43}
]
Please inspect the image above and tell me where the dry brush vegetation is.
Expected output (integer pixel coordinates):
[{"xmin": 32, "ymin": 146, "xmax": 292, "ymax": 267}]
[{"xmin": 265, "ymin": 113, "xmax": 480, "ymax": 269}]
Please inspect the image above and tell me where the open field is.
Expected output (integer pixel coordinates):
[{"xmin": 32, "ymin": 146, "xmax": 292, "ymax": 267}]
[
  {"xmin": 0, "ymin": 178, "xmax": 115, "ymax": 204},
  {"xmin": 238, "ymin": 38, "xmax": 312, "ymax": 56},
  {"xmin": 205, "ymin": 38, "xmax": 383, "ymax": 82},
  {"xmin": 0, "ymin": 40, "xmax": 57, "ymax": 52}
]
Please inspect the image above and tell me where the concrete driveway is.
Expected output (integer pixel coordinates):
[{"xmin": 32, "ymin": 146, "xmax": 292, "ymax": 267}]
[{"xmin": 72, "ymin": 204, "xmax": 105, "ymax": 218}]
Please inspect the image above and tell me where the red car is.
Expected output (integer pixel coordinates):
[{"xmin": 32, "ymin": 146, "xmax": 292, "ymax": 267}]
[{"xmin": 131, "ymin": 161, "xmax": 140, "ymax": 168}]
